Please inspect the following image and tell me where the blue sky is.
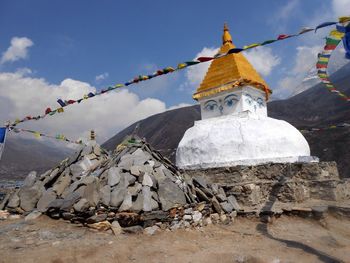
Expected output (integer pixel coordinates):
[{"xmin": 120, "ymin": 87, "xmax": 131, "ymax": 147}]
[{"xmin": 0, "ymin": 0, "xmax": 349, "ymax": 142}]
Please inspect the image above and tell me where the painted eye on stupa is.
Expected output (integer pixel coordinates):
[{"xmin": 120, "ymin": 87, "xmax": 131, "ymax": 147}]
[
  {"xmin": 257, "ymin": 98, "xmax": 264, "ymax": 107},
  {"xmin": 245, "ymin": 94, "xmax": 253, "ymax": 105},
  {"xmin": 204, "ymin": 100, "xmax": 218, "ymax": 111},
  {"xmin": 224, "ymin": 94, "xmax": 238, "ymax": 108}
]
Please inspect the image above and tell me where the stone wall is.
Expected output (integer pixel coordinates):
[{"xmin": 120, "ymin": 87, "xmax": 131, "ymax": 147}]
[{"xmin": 184, "ymin": 162, "xmax": 350, "ymax": 213}]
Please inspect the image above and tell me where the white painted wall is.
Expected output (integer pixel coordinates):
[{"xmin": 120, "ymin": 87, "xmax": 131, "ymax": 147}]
[
  {"xmin": 176, "ymin": 113, "xmax": 316, "ymax": 170},
  {"xmin": 199, "ymin": 86, "xmax": 267, "ymax": 120}
]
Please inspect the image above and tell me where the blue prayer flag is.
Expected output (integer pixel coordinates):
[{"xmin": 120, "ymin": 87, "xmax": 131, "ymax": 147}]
[{"xmin": 0, "ymin": 127, "xmax": 7, "ymax": 160}]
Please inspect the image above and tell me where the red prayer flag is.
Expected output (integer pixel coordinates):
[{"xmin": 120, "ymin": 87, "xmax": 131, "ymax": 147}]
[
  {"xmin": 197, "ymin": 57, "xmax": 214, "ymax": 62},
  {"xmin": 324, "ymin": 44, "xmax": 338, "ymax": 50},
  {"xmin": 316, "ymin": 64, "xmax": 327, "ymax": 68},
  {"xmin": 45, "ymin": 108, "xmax": 52, "ymax": 114},
  {"xmin": 277, "ymin": 34, "xmax": 290, "ymax": 40}
]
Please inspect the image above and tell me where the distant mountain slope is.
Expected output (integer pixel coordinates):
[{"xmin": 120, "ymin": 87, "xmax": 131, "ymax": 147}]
[
  {"xmin": 0, "ymin": 136, "xmax": 72, "ymax": 180},
  {"xmin": 103, "ymin": 65, "xmax": 350, "ymax": 178}
]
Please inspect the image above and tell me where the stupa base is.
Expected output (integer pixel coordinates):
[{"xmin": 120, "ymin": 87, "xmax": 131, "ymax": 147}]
[
  {"xmin": 178, "ymin": 155, "xmax": 319, "ymax": 170},
  {"xmin": 176, "ymin": 112, "xmax": 314, "ymax": 170}
]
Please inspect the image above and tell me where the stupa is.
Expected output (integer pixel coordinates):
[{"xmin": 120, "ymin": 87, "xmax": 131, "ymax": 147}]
[{"xmin": 176, "ymin": 24, "xmax": 317, "ymax": 169}]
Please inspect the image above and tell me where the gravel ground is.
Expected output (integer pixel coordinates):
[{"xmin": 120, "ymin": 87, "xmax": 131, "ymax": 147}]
[{"xmin": 0, "ymin": 214, "xmax": 349, "ymax": 263}]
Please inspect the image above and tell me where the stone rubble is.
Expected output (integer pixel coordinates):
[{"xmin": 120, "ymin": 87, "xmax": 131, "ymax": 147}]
[{"xmin": 2, "ymin": 136, "xmax": 239, "ymax": 233}]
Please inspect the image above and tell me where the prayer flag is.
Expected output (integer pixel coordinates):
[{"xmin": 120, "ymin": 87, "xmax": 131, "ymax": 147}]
[
  {"xmin": 197, "ymin": 57, "xmax": 214, "ymax": 62},
  {"xmin": 0, "ymin": 127, "xmax": 7, "ymax": 160},
  {"xmin": 57, "ymin": 99, "xmax": 66, "ymax": 107}
]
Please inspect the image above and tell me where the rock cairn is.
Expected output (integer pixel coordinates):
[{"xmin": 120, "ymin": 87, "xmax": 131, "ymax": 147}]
[{"xmin": 2, "ymin": 137, "xmax": 239, "ymax": 232}]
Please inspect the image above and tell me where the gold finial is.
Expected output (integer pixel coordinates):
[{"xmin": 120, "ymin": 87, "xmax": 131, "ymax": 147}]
[{"xmin": 222, "ymin": 23, "xmax": 232, "ymax": 44}]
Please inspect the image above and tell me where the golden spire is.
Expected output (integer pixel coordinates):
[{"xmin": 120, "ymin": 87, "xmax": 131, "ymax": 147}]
[
  {"xmin": 193, "ymin": 23, "xmax": 271, "ymax": 101},
  {"xmin": 222, "ymin": 23, "xmax": 232, "ymax": 44}
]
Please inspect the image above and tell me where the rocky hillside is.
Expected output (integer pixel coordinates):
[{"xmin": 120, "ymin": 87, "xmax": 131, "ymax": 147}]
[
  {"xmin": 0, "ymin": 135, "xmax": 72, "ymax": 181},
  {"xmin": 103, "ymin": 64, "xmax": 350, "ymax": 178}
]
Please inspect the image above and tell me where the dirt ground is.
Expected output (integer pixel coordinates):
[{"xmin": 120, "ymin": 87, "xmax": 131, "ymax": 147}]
[{"xmin": 0, "ymin": 214, "xmax": 349, "ymax": 263}]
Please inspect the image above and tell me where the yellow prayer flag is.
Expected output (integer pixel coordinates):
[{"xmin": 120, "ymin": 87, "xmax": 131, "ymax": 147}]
[
  {"xmin": 243, "ymin": 43, "xmax": 260, "ymax": 49},
  {"xmin": 34, "ymin": 132, "xmax": 41, "ymax": 138},
  {"xmin": 318, "ymin": 57, "xmax": 329, "ymax": 62},
  {"xmin": 57, "ymin": 108, "xmax": 64, "ymax": 113},
  {"xmin": 339, "ymin": 16, "xmax": 350, "ymax": 23},
  {"xmin": 114, "ymin": 84, "xmax": 123, "ymax": 88},
  {"xmin": 177, "ymin": 63, "xmax": 187, "ymax": 69},
  {"xmin": 330, "ymin": 30, "xmax": 345, "ymax": 40}
]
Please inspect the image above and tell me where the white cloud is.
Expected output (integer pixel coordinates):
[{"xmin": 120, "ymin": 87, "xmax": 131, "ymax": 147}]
[
  {"xmin": 332, "ymin": 0, "xmax": 350, "ymax": 17},
  {"xmin": 274, "ymin": 0, "xmax": 300, "ymax": 22},
  {"xmin": 95, "ymin": 72, "xmax": 109, "ymax": 82},
  {"xmin": 1, "ymin": 37, "xmax": 34, "ymax": 64},
  {"xmin": 292, "ymin": 45, "xmax": 322, "ymax": 75},
  {"xmin": 184, "ymin": 47, "xmax": 219, "ymax": 89},
  {"xmin": 0, "ymin": 72, "xmax": 167, "ymax": 143},
  {"xmin": 245, "ymin": 47, "xmax": 281, "ymax": 76}
]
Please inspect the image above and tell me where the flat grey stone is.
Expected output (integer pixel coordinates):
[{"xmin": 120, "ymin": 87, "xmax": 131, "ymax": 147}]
[
  {"xmin": 7, "ymin": 191, "xmax": 20, "ymax": 208},
  {"xmin": 212, "ymin": 197, "xmax": 222, "ymax": 214},
  {"xmin": 142, "ymin": 186, "xmax": 153, "ymax": 212},
  {"xmin": 130, "ymin": 166, "xmax": 140, "ymax": 176},
  {"xmin": 128, "ymin": 183, "xmax": 142, "ymax": 196},
  {"xmin": 118, "ymin": 154, "xmax": 134, "ymax": 170},
  {"xmin": 25, "ymin": 210, "xmax": 42, "ymax": 221},
  {"xmin": 19, "ymin": 183, "xmax": 43, "ymax": 212},
  {"xmin": 99, "ymin": 185, "xmax": 111, "ymax": 206},
  {"xmin": 158, "ymin": 177, "xmax": 186, "ymax": 211},
  {"xmin": 61, "ymin": 191, "xmax": 82, "ymax": 211},
  {"xmin": 83, "ymin": 181, "xmax": 99, "ymax": 206},
  {"xmin": 85, "ymin": 153, "xmax": 97, "ymax": 160},
  {"xmin": 195, "ymin": 187, "xmax": 210, "ymax": 202},
  {"xmin": 70, "ymin": 163, "xmax": 85, "ymax": 178},
  {"xmin": 220, "ymin": 201, "xmax": 234, "ymax": 213},
  {"xmin": 111, "ymin": 220, "xmax": 122, "ymax": 235},
  {"xmin": 93, "ymin": 145, "xmax": 101, "ymax": 156},
  {"xmin": 110, "ymin": 187, "xmax": 126, "ymax": 208},
  {"xmin": 23, "ymin": 171, "xmax": 37, "ymax": 188},
  {"xmin": 52, "ymin": 173, "xmax": 71, "ymax": 196},
  {"xmin": 86, "ymin": 213, "xmax": 107, "ymax": 224},
  {"xmin": 47, "ymin": 199, "xmax": 64, "ymax": 209},
  {"xmin": 37, "ymin": 189, "xmax": 57, "ymax": 212},
  {"xmin": 216, "ymin": 193, "xmax": 227, "ymax": 202},
  {"xmin": 153, "ymin": 167, "xmax": 166, "ymax": 182},
  {"xmin": 193, "ymin": 177, "xmax": 208, "ymax": 190},
  {"xmin": 227, "ymin": 195, "xmax": 241, "ymax": 211},
  {"xmin": 131, "ymin": 149, "xmax": 151, "ymax": 165},
  {"xmin": 122, "ymin": 225, "xmax": 143, "ymax": 234},
  {"xmin": 131, "ymin": 192, "xmax": 143, "ymax": 212},
  {"xmin": 108, "ymin": 167, "xmax": 121, "ymax": 187},
  {"xmin": 124, "ymin": 173, "xmax": 136, "ymax": 185},
  {"xmin": 142, "ymin": 173, "xmax": 153, "ymax": 187},
  {"xmin": 151, "ymin": 199, "xmax": 159, "ymax": 210},
  {"xmin": 43, "ymin": 168, "xmax": 60, "ymax": 185},
  {"xmin": 67, "ymin": 148, "xmax": 82, "ymax": 165},
  {"xmin": 118, "ymin": 192, "xmax": 132, "ymax": 212},
  {"xmin": 73, "ymin": 198, "xmax": 90, "ymax": 212},
  {"xmin": 81, "ymin": 145, "xmax": 93, "ymax": 156}
]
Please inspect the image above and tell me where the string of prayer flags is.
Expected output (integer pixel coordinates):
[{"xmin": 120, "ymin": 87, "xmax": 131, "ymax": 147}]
[
  {"xmin": 300, "ymin": 123, "xmax": 350, "ymax": 133},
  {"xmin": 7, "ymin": 18, "xmax": 348, "ymax": 130},
  {"xmin": 314, "ymin": 21, "xmax": 337, "ymax": 32},
  {"xmin": 11, "ymin": 127, "xmax": 84, "ymax": 145},
  {"xmin": 316, "ymin": 17, "xmax": 350, "ymax": 102}
]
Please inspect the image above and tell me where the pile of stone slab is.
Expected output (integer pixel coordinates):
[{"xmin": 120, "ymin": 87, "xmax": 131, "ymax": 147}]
[{"xmin": 1, "ymin": 137, "xmax": 239, "ymax": 232}]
